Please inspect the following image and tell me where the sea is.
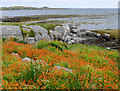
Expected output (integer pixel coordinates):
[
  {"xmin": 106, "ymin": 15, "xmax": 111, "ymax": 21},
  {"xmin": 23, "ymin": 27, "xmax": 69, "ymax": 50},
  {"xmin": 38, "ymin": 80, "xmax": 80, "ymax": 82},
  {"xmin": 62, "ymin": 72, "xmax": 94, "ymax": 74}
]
[{"xmin": 1, "ymin": 8, "xmax": 119, "ymax": 30}]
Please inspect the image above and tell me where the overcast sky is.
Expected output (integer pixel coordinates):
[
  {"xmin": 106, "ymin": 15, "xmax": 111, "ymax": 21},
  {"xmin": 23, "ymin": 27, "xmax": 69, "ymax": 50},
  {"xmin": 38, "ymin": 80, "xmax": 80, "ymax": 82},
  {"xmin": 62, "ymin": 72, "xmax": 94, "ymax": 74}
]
[{"xmin": 1, "ymin": 0, "xmax": 119, "ymax": 8}]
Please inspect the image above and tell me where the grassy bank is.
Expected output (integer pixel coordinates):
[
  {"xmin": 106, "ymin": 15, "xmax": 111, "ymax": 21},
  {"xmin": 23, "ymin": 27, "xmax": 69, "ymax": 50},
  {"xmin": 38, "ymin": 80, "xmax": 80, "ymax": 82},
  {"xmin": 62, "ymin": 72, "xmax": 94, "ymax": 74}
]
[
  {"xmin": 1, "ymin": 14, "xmax": 113, "ymax": 22},
  {"xmin": 1, "ymin": 39, "xmax": 119, "ymax": 89}
]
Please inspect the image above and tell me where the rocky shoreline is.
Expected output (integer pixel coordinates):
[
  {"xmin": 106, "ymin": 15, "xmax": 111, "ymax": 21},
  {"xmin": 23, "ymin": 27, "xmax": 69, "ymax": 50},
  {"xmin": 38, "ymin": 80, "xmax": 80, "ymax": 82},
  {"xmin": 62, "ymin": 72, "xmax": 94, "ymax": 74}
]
[{"xmin": 1, "ymin": 23, "xmax": 120, "ymax": 50}]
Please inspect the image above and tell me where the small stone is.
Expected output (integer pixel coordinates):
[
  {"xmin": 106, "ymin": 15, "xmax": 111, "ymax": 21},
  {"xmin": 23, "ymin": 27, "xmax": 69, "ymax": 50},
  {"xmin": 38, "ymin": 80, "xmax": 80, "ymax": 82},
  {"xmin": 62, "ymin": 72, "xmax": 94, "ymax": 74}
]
[
  {"xmin": 96, "ymin": 34, "xmax": 101, "ymax": 38},
  {"xmin": 37, "ymin": 60, "xmax": 46, "ymax": 64},
  {"xmin": 11, "ymin": 53, "xmax": 20, "ymax": 58},
  {"xmin": 102, "ymin": 33, "xmax": 111, "ymax": 41},
  {"xmin": 22, "ymin": 57, "xmax": 31, "ymax": 62},
  {"xmin": 53, "ymin": 66, "xmax": 72, "ymax": 73},
  {"xmin": 86, "ymin": 31, "xmax": 97, "ymax": 37},
  {"xmin": 71, "ymin": 29, "xmax": 79, "ymax": 33}
]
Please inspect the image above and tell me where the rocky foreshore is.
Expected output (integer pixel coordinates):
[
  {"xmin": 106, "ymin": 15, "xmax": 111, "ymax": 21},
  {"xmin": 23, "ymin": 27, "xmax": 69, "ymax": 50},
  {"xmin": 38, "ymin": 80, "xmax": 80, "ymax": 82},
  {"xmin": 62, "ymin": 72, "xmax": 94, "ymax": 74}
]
[{"xmin": 1, "ymin": 23, "xmax": 120, "ymax": 50}]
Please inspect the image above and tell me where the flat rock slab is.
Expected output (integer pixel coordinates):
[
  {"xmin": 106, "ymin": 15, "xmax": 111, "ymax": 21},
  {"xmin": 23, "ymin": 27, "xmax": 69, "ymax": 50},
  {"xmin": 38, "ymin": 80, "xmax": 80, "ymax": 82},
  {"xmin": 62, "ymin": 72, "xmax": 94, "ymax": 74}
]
[{"xmin": 1, "ymin": 25, "xmax": 23, "ymax": 39}]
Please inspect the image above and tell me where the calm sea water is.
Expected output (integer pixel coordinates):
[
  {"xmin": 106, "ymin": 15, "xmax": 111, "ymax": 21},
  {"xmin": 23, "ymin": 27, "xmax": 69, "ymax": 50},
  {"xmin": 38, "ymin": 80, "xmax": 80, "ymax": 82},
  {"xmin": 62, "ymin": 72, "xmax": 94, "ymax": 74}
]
[
  {"xmin": 1, "ymin": 8, "xmax": 118, "ymax": 30},
  {"xmin": 1, "ymin": 8, "xmax": 118, "ymax": 16}
]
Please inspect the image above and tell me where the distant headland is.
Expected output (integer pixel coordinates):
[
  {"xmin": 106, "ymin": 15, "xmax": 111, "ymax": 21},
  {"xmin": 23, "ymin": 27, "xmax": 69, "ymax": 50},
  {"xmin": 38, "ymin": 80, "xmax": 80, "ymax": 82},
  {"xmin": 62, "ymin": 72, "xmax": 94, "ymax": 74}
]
[{"xmin": 0, "ymin": 6, "xmax": 67, "ymax": 10}]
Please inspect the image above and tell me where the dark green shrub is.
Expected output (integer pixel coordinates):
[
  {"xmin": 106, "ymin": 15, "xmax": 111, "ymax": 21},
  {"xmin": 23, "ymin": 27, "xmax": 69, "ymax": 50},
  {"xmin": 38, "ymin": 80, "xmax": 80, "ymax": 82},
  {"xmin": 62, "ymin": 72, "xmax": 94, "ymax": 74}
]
[
  {"xmin": 13, "ymin": 37, "xmax": 19, "ymax": 42},
  {"xmin": 19, "ymin": 25, "xmax": 27, "ymax": 40},
  {"xmin": 28, "ymin": 29, "xmax": 36, "ymax": 37},
  {"xmin": 36, "ymin": 40, "xmax": 68, "ymax": 51},
  {"xmin": 49, "ymin": 41, "xmax": 67, "ymax": 51},
  {"xmin": 17, "ymin": 40, "xmax": 27, "ymax": 44},
  {"xmin": 2, "ymin": 38, "xmax": 7, "ymax": 42}
]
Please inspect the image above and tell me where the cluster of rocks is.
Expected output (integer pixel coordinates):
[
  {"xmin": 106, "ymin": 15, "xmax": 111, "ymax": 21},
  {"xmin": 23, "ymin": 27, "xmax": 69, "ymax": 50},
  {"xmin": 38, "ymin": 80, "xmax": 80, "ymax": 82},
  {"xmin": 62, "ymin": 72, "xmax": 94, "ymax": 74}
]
[
  {"xmin": 11, "ymin": 52, "xmax": 73, "ymax": 73},
  {"xmin": 1, "ymin": 23, "xmax": 119, "ymax": 50},
  {"xmin": 1, "ymin": 16, "xmax": 39, "ymax": 22},
  {"xmin": 52, "ymin": 24, "xmax": 114, "ymax": 45}
]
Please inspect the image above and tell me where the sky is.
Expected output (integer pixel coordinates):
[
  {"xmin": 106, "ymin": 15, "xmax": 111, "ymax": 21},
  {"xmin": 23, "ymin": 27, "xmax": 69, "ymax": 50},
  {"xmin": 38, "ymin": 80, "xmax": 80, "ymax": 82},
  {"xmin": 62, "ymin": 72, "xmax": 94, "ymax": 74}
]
[{"xmin": 1, "ymin": 0, "xmax": 119, "ymax": 8}]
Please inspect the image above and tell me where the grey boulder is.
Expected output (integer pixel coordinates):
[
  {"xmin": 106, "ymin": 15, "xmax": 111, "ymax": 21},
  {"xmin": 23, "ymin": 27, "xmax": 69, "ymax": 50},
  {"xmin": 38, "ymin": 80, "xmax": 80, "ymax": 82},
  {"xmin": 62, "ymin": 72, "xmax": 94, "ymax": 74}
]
[
  {"xmin": 86, "ymin": 31, "xmax": 97, "ymax": 37},
  {"xmin": 72, "ymin": 37, "xmax": 86, "ymax": 43},
  {"xmin": 54, "ymin": 26, "xmax": 65, "ymax": 35},
  {"xmin": 64, "ymin": 35, "xmax": 72, "ymax": 42},
  {"xmin": 76, "ymin": 32, "xmax": 86, "ymax": 37},
  {"xmin": 26, "ymin": 25, "xmax": 51, "ymax": 41},
  {"xmin": 1, "ymin": 25, "xmax": 23, "ymax": 40},
  {"xmin": 101, "ymin": 33, "xmax": 111, "ymax": 41},
  {"xmin": 50, "ymin": 30, "xmax": 62, "ymax": 41},
  {"xmin": 71, "ymin": 29, "xmax": 80, "ymax": 33}
]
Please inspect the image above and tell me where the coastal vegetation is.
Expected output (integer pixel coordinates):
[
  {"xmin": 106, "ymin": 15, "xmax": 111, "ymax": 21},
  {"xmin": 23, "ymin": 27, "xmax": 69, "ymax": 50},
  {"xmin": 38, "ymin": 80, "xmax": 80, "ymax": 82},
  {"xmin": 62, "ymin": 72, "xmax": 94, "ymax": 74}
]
[
  {"xmin": 0, "ymin": 6, "xmax": 66, "ymax": 10},
  {"xmin": 1, "ymin": 38, "xmax": 119, "ymax": 89}
]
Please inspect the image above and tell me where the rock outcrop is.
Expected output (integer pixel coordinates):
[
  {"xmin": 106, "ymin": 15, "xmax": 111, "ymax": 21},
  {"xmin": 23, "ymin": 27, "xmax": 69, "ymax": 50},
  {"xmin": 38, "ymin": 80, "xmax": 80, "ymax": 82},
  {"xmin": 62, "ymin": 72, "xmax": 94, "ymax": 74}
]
[
  {"xmin": 1, "ymin": 23, "xmax": 119, "ymax": 50},
  {"xmin": 22, "ymin": 25, "xmax": 51, "ymax": 41}
]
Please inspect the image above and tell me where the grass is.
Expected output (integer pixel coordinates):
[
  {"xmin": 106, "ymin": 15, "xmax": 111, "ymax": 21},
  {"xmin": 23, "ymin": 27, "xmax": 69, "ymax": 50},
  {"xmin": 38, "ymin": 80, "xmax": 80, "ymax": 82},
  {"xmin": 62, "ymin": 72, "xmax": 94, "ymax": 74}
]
[
  {"xmin": 90, "ymin": 29, "xmax": 119, "ymax": 39},
  {"xmin": 36, "ymin": 40, "xmax": 68, "ymax": 51},
  {"xmin": 1, "ymin": 39, "xmax": 119, "ymax": 89},
  {"xmin": 77, "ymin": 22, "xmax": 101, "ymax": 25},
  {"xmin": 27, "ymin": 23, "xmax": 62, "ymax": 31},
  {"xmin": 44, "ymin": 20, "xmax": 66, "ymax": 24},
  {"xmin": 0, "ymin": 22, "xmax": 22, "ymax": 26}
]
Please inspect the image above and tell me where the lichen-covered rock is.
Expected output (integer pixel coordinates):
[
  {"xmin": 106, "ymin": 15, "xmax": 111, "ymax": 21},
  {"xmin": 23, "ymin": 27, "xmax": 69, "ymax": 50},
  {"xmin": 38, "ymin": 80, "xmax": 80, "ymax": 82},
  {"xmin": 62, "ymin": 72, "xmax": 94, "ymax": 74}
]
[{"xmin": 24, "ymin": 25, "xmax": 51, "ymax": 41}]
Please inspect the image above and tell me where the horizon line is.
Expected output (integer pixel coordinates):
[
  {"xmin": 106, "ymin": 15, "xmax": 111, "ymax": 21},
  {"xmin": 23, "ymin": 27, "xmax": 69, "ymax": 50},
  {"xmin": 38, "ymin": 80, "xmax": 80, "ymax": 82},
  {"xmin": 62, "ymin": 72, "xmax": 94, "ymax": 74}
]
[{"xmin": 0, "ymin": 6, "xmax": 118, "ymax": 9}]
